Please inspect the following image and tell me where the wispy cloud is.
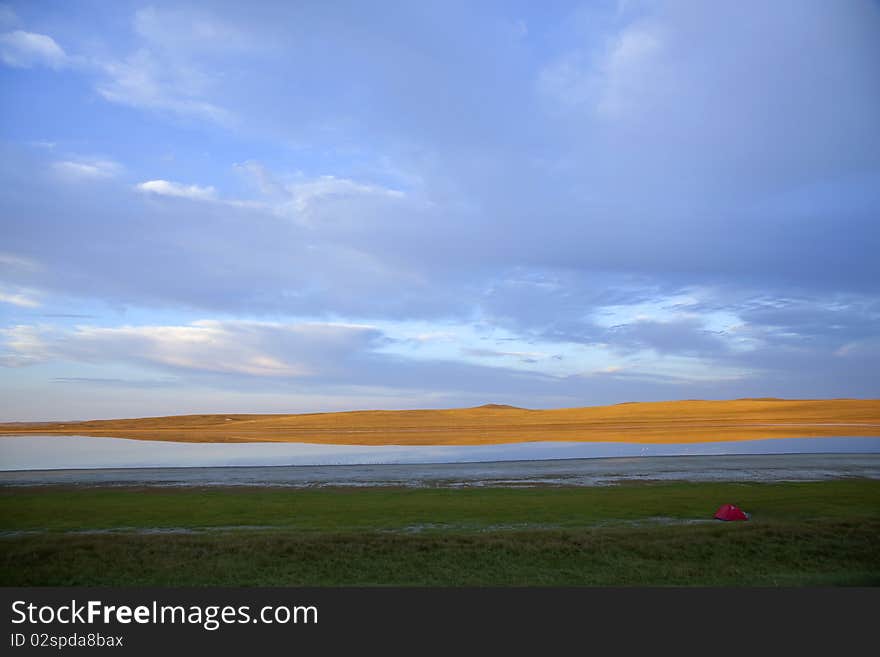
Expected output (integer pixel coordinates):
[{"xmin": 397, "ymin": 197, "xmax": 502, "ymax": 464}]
[
  {"xmin": 90, "ymin": 6, "xmax": 250, "ymax": 124},
  {"xmin": 594, "ymin": 21, "xmax": 666, "ymax": 119},
  {"xmin": 0, "ymin": 5, "xmax": 18, "ymax": 29},
  {"xmin": 52, "ymin": 376, "xmax": 179, "ymax": 389},
  {"xmin": 0, "ymin": 320, "xmax": 383, "ymax": 379},
  {"xmin": 133, "ymin": 5, "xmax": 257, "ymax": 54},
  {"xmin": 136, "ymin": 179, "xmax": 217, "ymax": 201},
  {"xmin": 0, "ymin": 289, "xmax": 40, "ymax": 308},
  {"xmin": 0, "ymin": 30, "xmax": 67, "ymax": 69},
  {"xmin": 1, "ymin": 11, "xmax": 232, "ymax": 123},
  {"xmin": 0, "ymin": 253, "xmax": 42, "ymax": 272},
  {"xmin": 287, "ymin": 176, "xmax": 405, "ymax": 214},
  {"xmin": 0, "ymin": 324, "xmax": 50, "ymax": 366},
  {"xmin": 463, "ymin": 348, "xmax": 548, "ymax": 363},
  {"xmin": 96, "ymin": 51, "xmax": 230, "ymax": 123},
  {"xmin": 235, "ymin": 163, "xmax": 408, "ymax": 224},
  {"xmin": 52, "ymin": 158, "xmax": 122, "ymax": 180}
]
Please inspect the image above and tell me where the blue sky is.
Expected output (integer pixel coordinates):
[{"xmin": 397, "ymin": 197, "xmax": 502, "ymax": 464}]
[{"xmin": 1, "ymin": 0, "xmax": 879, "ymax": 420}]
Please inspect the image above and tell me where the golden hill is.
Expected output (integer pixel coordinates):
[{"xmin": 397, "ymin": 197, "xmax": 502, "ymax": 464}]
[{"xmin": 1, "ymin": 398, "xmax": 878, "ymax": 445}]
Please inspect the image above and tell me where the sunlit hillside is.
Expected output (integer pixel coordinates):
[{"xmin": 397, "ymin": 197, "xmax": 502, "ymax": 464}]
[{"xmin": 1, "ymin": 399, "xmax": 878, "ymax": 445}]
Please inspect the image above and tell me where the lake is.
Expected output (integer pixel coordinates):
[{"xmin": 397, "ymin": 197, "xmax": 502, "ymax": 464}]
[{"xmin": 1, "ymin": 434, "xmax": 878, "ymax": 487}]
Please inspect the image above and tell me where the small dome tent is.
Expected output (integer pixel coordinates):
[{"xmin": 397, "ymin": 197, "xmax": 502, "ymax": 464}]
[{"xmin": 714, "ymin": 504, "xmax": 749, "ymax": 521}]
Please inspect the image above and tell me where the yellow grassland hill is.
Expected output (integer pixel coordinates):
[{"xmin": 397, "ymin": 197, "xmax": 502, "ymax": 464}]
[{"xmin": 1, "ymin": 398, "xmax": 878, "ymax": 445}]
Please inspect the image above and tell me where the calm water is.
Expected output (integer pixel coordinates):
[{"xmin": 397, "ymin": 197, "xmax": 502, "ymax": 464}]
[{"xmin": 1, "ymin": 434, "xmax": 878, "ymax": 487}]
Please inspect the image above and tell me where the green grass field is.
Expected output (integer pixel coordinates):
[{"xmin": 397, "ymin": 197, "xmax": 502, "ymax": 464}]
[{"xmin": 2, "ymin": 481, "xmax": 878, "ymax": 586}]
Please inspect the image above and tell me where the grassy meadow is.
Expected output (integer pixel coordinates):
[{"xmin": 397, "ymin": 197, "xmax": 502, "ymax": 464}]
[{"xmin": 2, "ymin": 480, "xmax": 878, "ymax": 586}]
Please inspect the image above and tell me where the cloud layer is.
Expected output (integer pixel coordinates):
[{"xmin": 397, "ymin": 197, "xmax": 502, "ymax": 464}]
[{"xmin": 0, "ymin": 1, "xmax": 878, "ymax": 419}]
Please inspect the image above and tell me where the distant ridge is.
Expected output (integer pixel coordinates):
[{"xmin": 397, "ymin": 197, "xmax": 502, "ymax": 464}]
[
  {"xmin": 1, "ymin": 399, "xmax": 878, "ymax": 446},
  {"xmin": 472, "ymin": 403, "xmax": 523, "ymax": 410}
]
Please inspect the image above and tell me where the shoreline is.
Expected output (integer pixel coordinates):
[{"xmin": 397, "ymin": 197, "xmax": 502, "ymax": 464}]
[{"xmin": 3, "ymin": 450, "xmax": 879, "ymax": 488}]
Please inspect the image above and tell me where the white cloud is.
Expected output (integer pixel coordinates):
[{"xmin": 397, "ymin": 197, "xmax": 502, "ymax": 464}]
[
  {"xmin": 52, "ymin": 158, "xmax": 122, "ymax": 180},
  {"xmin": 136, "ymin": 179, "xmax": 217, "ymax": 201},
  {"xmin": 0, "ymin": 30, "xmax": 67, "ymax": 68}
]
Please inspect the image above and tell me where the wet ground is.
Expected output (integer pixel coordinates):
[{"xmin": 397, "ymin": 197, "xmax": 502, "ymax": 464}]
[{"xmin": 1, "ymin": 450, "xmax": 878, "ymax": 488}]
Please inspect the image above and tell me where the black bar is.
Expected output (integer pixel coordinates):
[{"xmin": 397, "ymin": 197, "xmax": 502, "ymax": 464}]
[{"xmin": 2, "ymin": 587, "xmax": 877, "ymax": 653}]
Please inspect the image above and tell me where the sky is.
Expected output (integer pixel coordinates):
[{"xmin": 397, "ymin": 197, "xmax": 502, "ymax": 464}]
[{"xmin": 1, "ymin": 0, "xmax": 879, "ymax": 421}]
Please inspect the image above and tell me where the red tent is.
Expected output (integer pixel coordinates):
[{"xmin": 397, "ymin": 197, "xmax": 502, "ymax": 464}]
[{"xmin": 714, "ymin": 504, "xmax": 749, "ymax": 521}]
